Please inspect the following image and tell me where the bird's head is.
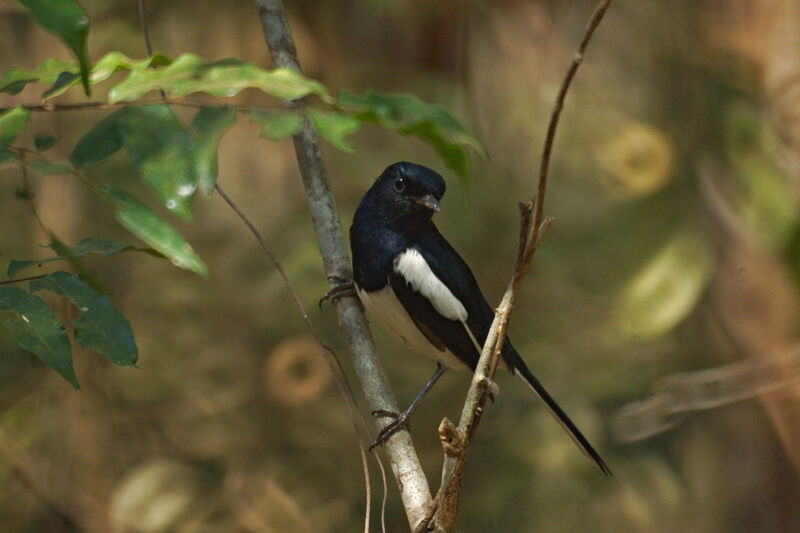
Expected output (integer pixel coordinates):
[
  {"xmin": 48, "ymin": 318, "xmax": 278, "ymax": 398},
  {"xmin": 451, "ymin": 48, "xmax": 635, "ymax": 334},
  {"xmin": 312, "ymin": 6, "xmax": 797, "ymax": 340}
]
[{"xmin": 366, "ymin": 162, "xmax": 446, "ymax": 222}]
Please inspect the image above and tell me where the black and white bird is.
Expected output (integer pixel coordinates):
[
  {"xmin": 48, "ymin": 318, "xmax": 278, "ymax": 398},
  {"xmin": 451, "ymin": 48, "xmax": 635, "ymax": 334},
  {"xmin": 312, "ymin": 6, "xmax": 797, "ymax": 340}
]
[{"xmin": 349, "ymin": 161, "xmax": 611, "ymax": 476}]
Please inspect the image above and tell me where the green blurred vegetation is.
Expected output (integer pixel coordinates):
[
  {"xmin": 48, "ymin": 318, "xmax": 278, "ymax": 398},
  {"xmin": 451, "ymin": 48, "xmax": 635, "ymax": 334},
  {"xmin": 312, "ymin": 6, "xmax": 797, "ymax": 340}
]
[{"xmin": 2, "ymin": 0, "xmax": 800, "ymax": 531}]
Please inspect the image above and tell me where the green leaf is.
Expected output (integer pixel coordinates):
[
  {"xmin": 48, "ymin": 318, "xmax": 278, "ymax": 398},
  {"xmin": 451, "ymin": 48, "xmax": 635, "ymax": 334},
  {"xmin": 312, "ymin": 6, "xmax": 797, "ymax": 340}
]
[
  {"xmin": 42, "ymin": 52, "xmax": 170, "ymax": 101},
  {"xmin": 0, "ymin": 286, "xmax": 78, "ymax": 389},
  {"xmin": 30, "ymin": 272, "xmax": 137, "ymax": 366},
  {"xmin": 108, "ymin": 53, "xmax": 331, "ymax": 103},
  {"xmin": 41, "ymin": 71, "xmax": 81, "ymax": 100},
  {"xmin": 69, "ymin": 108, "xmax": 125, "ymax": 166},
  {"xmin": 34, "ymin": 134, "xmax": 56, "ymax": 152},
  {"xmin": 0, "ymin": 147, "xmax": 18, "ymax": 167},
  {"xmin": 0, "ymin": 106, "xmax": 31, "ymax": 145},
  {"xmin": 308, "ymin": 109, "xmax": 360, "ymax": 153},
  {"xmin": 7, "ymin": 237, "xmax": 160, "ymax": 277},
  {"xmin": 28, "ymin": 158, "xmax": 73, "ymax": 175},
  {"xmin": 338, "ymin": 91, "xmax": 486, "ymax": 187},
  {"xmin": 20, "ymin": 0, "xmax": 91, "ymax": 95},
  {"xmin": 103, "ymin": 186, "xmax": 208, "ymax": 277},
  {"xmin": 0, "ymin": 58, "xmax": 77, "ymax": 94},
  {"xmin": 248, "ymin": 111, "xmax": 303, "ymax": 141},
  {"xmin": 71, "ymin": 105, "xmax": 197, "ymax": 218},
  {"xmin": 116, "ymin": 105, "xmax": 197, "ymax": 219},
  {"xmin": 191, "ymin": 107, "xmax": 237, "ymax": 195}
]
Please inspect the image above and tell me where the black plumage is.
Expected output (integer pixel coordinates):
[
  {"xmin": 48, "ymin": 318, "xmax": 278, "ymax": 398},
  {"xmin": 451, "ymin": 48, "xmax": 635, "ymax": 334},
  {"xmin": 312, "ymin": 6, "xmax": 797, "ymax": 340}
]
[{"xmin": 350, "ymin": 161, "xmax": 610, "ymax": 476}]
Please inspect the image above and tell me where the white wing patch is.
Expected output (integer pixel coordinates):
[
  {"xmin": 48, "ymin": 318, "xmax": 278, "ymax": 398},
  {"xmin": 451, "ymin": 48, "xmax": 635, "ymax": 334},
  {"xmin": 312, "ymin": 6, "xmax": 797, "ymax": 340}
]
[{"xmin": 393, "ymin": 248, "xmax": 468, "ymax": 322}]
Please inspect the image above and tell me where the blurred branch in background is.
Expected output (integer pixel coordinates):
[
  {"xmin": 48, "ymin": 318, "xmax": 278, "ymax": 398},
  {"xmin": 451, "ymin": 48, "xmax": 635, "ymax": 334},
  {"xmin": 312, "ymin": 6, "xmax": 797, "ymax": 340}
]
[
  {"xmin": 612, "ymin": 344, "xmax": 800, "ymax": 443},
  {"xmin": 0, "ymin": 427, "xmax": 107, "ymax": 533}
]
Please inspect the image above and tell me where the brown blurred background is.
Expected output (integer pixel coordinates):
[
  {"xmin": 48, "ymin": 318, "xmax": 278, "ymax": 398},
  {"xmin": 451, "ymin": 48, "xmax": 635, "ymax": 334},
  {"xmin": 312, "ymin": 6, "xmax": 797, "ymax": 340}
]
[{"xmin": 2, "ymin": 0, "xmax": 800, "ymax": 531}]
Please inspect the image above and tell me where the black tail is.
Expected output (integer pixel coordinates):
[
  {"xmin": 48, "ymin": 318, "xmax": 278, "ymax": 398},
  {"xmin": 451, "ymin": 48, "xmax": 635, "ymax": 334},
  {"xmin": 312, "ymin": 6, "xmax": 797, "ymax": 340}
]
[{"xmin": 509, "ymin": 354, "xmax": 612, "ymax": 476}]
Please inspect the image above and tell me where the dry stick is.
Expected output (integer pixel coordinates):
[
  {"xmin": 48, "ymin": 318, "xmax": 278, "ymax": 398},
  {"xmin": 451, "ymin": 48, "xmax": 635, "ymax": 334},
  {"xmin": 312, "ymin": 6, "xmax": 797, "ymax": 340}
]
[
  {"xmin": 253, "ymin": 0, "xmax": 433, "ymax": 529},
  {"xmin": 425, "ymin": 1, "xmax": 613, "ymax": 531}
]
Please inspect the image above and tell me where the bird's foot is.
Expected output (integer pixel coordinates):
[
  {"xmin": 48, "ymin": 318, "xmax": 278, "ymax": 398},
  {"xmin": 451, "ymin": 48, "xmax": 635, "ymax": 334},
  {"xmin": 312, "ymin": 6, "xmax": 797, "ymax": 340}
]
[
  {"xmin": 319, "ymin": 277, "xmax": 356, "ymax": 308},
  {"xmin": 369, "ymin": 409, "xmax": 411, "ymax": 450}
]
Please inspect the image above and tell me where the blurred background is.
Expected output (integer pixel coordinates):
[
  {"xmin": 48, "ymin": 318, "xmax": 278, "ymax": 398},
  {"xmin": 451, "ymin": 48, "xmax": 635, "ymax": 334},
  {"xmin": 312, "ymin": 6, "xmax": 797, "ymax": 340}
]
[{"xmin": 2, "ymin": 0, "xmax": 800, "ymax": 531}]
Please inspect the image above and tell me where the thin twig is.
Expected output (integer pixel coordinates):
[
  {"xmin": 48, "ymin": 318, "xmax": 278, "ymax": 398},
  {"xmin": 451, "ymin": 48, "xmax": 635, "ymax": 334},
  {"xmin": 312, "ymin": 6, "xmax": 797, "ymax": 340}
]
[
  {"xmin": 254, "ymin": 1, "xmax": 432, "ymax": 530},
  {"xmin": 0, "ymin": 275, "xmax": 47, "ymax": 286},
  {"xmin": 0, "ymin": 99, "xmax": 284, "ymax": 114},
  {"xmin": 138, "ymin": 0, "xmax": 155, "ymax": 56},
  {"xmin": 426, "ymin": 2, "xmax": 613, "ymax": 530},
  {"xmin": 214, "ymin": 183, "xmax": 378, "ymax": 533},
  {"xmin": 525, "ymin": 0, "xmax": 613, "ymax": 276}
]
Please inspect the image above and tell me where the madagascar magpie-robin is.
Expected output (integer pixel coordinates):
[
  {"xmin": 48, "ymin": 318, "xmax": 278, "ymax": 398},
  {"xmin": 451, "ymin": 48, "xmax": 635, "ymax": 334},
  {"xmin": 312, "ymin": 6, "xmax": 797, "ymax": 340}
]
[{"xmin": 350, "ymin": 162, "xmax": 610, "ymax": 475}]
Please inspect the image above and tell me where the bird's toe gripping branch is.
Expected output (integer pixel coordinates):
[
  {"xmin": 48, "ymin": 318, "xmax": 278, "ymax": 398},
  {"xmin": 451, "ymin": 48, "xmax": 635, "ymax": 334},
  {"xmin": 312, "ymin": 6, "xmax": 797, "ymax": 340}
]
[
  {"xmin": 370, "ymin": 409, "xmax": 411, "ymax": 450},
  {"xmin": 318, "ymin": 276, "xmax": 357, "ymax": 308}
]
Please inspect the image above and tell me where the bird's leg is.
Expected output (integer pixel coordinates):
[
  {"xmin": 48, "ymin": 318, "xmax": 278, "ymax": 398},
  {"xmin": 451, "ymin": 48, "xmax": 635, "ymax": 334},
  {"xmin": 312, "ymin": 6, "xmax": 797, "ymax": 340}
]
[
  {"xmin": 318, "ymin": 275, "xmax": 357, "ymax": 308},
  {"xmin": 370, "ymin": 363, "xmax": 447, "ymax": 450}
]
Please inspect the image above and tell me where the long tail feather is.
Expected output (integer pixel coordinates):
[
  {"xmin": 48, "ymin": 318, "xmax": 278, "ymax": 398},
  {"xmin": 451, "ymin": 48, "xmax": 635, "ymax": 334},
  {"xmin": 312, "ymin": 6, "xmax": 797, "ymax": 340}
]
[{"xmin": 513, "ymin": 362, "xmax": 612, "ymax": 476}]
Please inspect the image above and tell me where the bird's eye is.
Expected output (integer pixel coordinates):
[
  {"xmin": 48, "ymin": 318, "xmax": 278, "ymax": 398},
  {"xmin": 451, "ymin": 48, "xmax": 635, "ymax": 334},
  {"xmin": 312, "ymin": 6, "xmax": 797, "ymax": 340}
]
[{"xmin": 393, "ymin": 177, "xmax": 406, "ymax": 193}]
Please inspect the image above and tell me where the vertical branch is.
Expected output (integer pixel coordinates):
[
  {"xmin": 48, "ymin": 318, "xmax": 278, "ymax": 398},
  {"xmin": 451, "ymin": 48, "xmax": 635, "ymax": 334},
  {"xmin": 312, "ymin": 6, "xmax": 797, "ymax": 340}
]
[{"xmin": 253, "ymin": 0, "xmax": 433, "ymax": 529}]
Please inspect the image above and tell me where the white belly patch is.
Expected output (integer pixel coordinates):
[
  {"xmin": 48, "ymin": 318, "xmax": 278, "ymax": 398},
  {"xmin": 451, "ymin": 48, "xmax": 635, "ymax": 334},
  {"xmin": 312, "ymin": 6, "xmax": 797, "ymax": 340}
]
[{"xmin": 357, "ymin": 285, "xmax": 467, "ymax": 370}]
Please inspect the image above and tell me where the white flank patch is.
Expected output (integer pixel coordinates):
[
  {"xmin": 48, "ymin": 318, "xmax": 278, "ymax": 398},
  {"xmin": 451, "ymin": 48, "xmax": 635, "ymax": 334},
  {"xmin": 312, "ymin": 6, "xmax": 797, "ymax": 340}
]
[
  {"xmin": 358, "ymin": 286, "xmax": 467, "ymax": 370},
  {"xmin": 393, "ymin": 248, "xmax": 468, "ymax": 322}
]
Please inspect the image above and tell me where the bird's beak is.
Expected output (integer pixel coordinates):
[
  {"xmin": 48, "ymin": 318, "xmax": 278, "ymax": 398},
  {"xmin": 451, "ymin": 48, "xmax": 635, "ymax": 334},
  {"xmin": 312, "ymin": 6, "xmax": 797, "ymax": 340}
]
[{"xmin": 415, "ymin": 194, "xmax": 440, "ymax": 212}]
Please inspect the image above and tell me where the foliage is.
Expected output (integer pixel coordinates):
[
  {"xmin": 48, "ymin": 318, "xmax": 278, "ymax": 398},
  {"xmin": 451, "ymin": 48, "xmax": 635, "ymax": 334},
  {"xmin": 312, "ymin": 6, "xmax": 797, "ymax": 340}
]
[{"xmin": 0, "ymin": 0, "xmax": 485, "ymax": 387}]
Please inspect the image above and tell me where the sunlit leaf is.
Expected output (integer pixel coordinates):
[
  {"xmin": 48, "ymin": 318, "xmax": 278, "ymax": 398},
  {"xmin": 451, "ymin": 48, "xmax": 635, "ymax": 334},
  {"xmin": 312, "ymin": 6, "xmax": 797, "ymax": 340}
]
[
  {"xmin": 0, "ymin": 58, "xmax": 76, "ymax": 94},
  {"xmin": 103, "ymin": 186, "xmax": 208, "ymax": 277},
  {"xmin": 7, "ymin": 237, "xmax": 160, "ymax": 277},
  {"xmin": 108, "ymin": 53, "xmax": 331, "ymax": 103},
  {"xmin": 248, "ymin": 110, "xmax": 303, "ymax": 141},
  {"xmin": 30, "ymin": 272, "xmax": 137, "ymax": 366},
  {"xmin": 0, "ymin": 106, "xmax": 31, "ymax": 145},
  {"xmin": 0, "ymin": 286, "xmax": 78, "ymax": 389},
  {"xmin": 42, "ymin": 52, "xmax": 171, "ymax": 100},
  {"xmin": 615, "ymin": 231, "xmax": 713, "ymax": 338},
  {"xmin": 338, "ymin": 91, "xmax": 486, "ymax": 186},
  {"xmin": 191, "ymin": 107, "xmax": 237, "ymax": 195},
  {"xmin": 20, "ymin": 0, "xmax": 91, "ymax": 95},
  {"xmin": 308, "ymin": 109, "xmax": 360, "ymax": 153}
]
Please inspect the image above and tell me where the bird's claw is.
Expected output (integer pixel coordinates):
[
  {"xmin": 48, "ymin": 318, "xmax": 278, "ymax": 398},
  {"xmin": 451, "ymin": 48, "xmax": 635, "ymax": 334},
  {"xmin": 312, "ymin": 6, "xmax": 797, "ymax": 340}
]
[
  {"xmin": 369, "ymin": 409, "xmax": 411, "ymax": 450},
  {"xmin": 319, "ymin": 278, "xmax": 357, "ymax": 308}
]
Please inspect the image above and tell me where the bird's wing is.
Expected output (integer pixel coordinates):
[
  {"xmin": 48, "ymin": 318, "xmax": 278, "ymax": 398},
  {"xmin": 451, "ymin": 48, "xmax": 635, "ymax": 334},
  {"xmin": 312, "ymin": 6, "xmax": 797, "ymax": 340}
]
[{"xmin": 388, "ymin": 229, "xmax": 495, "ymax": 370}]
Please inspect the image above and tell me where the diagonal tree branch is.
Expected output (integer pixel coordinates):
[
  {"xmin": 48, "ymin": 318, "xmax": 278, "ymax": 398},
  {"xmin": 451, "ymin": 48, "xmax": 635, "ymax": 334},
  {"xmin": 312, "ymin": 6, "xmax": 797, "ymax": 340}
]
[{"xmin": 253, "ymin": 0, "xmax": 433, "ymax": 529}]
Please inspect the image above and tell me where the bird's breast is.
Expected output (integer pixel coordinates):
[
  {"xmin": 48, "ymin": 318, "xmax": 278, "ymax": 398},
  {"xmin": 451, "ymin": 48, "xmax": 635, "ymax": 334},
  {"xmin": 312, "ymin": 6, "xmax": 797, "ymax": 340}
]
[{"xmin": 357, "ymin": 284, "xmax": 467, "ymax": 370}]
